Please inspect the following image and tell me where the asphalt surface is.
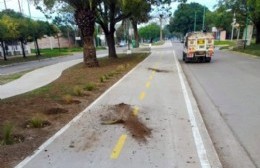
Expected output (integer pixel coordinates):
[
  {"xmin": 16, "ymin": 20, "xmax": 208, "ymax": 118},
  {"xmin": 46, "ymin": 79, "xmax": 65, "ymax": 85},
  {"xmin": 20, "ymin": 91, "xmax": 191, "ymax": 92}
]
[
  {"xmin": 173, "ymin": 41, "xmax": 259, "ymax": 168},
  {"xmin": 15, "ymin": 42, "xmax": 221, "ymax": 168}
]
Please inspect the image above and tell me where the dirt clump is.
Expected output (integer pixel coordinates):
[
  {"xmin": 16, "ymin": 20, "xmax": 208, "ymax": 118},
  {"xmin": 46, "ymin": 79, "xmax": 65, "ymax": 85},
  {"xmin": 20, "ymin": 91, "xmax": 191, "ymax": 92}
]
[
  {"xmin": 148, "ymin": 67, "xmax": 170, "ymax": 73},
  {"xmin": 45, "ymin": 107, "xmax": 68, "ymax": 115},
  {"xmin": 101, "ymin": 103, "xmax": 152, "ymax": 142}
]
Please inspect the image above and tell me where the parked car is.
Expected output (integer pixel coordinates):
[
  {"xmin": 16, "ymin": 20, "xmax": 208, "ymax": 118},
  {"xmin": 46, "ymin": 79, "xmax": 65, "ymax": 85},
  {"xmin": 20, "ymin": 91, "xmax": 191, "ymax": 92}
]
[{"xmin": 119, "ymin": 41, "xmax": 126, "ymax": 47}]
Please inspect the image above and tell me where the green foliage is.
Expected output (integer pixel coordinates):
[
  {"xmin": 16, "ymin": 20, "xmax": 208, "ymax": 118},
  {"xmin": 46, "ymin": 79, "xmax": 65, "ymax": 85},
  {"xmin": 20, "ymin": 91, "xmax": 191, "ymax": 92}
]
[
  {"xmin": 84, "ymin": 82, "xmax": 96, "ymax": 91},
  {"xmin": 1, "ymin": 122, "xmax": 14, "ymax": 145},
  {"xmin": 234, "ymin": 43, "xmax": 260, "ymax": 56},
  {"xmin": 168, "ymin": 3, "xmax": 207, "ymax": 35},
  {"xmin": 100, "ymin": 76, "xmax": 105, "ymax": 83},
  {"xmin": 30, "ymin": 116, "xmax": 45, "ymax": 128},
  {"xmin": 73, "ymin": 86, "xmax": 84, "ymax": 96},
  {"xmin": 139, "ymin": 23, "xmax": 160, "ymax": 41}
]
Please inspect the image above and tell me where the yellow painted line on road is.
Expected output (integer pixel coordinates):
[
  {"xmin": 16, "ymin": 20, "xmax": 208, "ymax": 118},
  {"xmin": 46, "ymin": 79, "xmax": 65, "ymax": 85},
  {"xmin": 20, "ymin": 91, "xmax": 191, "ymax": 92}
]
[
  {"xmin": 152, "ymin": 70, "xmax": 156, "ymax": 75},
  {"xmin": 132, "ymin": 106, "xmax": 139, "ymax": 116},
  {"xmin": 149, "ymin": 74, "xmax": 154, "ymax": 80},
  {"xmin": 110, "ymin": 134, "xmax": 127, "ymax": 159},
  {"xmin": 146, "ymin": 81, "xmax": 151, "ymax": 88},
  {"xmin": 139, "ymin": 91, "xmax": 146, "ymax": 100}
]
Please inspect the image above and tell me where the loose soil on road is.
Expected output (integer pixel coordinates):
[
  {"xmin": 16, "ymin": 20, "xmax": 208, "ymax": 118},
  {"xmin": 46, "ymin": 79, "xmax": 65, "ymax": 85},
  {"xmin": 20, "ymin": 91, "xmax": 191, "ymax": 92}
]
[{"xmin": 0, "ymin": 53, "xmax": 149, "ymax": 168}]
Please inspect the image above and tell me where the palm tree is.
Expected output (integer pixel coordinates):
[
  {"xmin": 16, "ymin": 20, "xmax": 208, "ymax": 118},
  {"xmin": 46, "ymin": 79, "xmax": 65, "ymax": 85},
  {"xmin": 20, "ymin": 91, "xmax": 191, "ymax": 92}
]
[
  {"xmin": 36, "ymin": 0, "xmax": 100, "ymax": 67},
  {"xmin": 66, "ymin": 0, "xmax": 100, "ymax": 67}
]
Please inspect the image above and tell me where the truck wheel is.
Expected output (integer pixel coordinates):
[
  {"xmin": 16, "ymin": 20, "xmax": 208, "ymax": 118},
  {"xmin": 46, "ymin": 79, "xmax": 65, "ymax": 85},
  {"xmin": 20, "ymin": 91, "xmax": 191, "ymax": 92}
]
[
  {"xmin": 182, "ymin": 52, "xmax": 186, "ymax": 61},
  {"xmin": 206, "ymin": 57, "xmax": 211, "ymax": 63}
]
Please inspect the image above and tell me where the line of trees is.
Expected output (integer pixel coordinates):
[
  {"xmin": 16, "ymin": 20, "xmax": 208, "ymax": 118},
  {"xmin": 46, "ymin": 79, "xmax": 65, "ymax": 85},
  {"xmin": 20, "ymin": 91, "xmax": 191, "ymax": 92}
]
[
  {"xmin": 168, "ymin": 0, "xmax": 260, "ymax": 44},
  {"xmin": 0, "ymin": 10, "xmax": 59, "ymax": 61},
  {"xmin": 33, "ymin": 0, "xmax": 186, "ymax": 67}
]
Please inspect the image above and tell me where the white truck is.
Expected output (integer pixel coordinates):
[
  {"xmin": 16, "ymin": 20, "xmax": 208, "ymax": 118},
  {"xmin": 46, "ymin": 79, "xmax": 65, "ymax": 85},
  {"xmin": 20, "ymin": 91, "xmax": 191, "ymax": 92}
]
[{"xmin": 182, "ymin": 32, "xmax": 214, "ymax": 63}]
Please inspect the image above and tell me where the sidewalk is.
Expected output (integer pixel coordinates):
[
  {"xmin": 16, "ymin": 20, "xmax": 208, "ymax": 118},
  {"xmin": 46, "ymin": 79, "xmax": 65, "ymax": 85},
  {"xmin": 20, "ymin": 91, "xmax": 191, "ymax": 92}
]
[
  {"xmin": 0, "ymin": 59, "xmax": 82, "ymax": 99},
  {"xmin": 15, "ymin": 41, "xmax": 222, "ymax": 168}
]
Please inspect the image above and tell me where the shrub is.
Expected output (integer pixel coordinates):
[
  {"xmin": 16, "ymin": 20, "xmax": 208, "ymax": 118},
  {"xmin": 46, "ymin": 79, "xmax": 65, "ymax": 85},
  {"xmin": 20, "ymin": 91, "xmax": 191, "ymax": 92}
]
[
  {"xmin": 62, "ymin": 94, "xmax": 73, "ymax": 104},
  {"xmin": 84, "ymin": 82, "xmax": 96, "ymax": 91},
  {"xmin": 116, "ymin": 65, "xmax": 125, "ymax": 72},
  {"xmin": 100, "ymin": 76, "xmax": 105, "ymax": 83},
  {"xmin": 73, "ymin": 86, "xmax": 84, "ymax": 96},
  {"xmin": 30, "ymin": 116, "xmax": 44, "ymax": 128},
  {"xmin": 1, "ymin": 122, "xmax": 14, "ymax": 145}
]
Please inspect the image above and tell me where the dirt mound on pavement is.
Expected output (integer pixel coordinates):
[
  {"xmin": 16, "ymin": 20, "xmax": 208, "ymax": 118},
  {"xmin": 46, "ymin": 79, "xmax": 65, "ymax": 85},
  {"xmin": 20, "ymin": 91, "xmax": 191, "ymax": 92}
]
[{"xmin": 101, "ymin": 103, "xmax": 151, "ymax": 142}]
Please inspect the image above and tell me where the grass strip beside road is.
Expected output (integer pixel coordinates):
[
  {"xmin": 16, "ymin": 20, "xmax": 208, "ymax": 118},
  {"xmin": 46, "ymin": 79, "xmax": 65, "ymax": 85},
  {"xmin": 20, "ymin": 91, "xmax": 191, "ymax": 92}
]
[
  {"xmin": 233, "ymin": 43, "xmax": 260, "ymax": 57},
  {"xmin": 0, "ymin": 71, "xmax": 30, "ymax": 85},
  {"xmin": 0, "ymin": 47, "xmax": 106, "ymax": 66}
]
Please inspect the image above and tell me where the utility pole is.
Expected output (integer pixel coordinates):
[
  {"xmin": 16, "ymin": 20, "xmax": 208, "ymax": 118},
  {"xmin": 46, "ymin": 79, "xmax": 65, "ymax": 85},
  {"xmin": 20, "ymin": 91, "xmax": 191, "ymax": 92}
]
[
  {"xmin": 194, "ymin": 12, "xmax": 197, "ymax": 32},
  {"xmin": 18, "ymin": 0, "xmax": 22, "ymax": 13},
  {"xmin": 27, "ymin": 0, "xmax": 31, "ymax": 17},
  {"xmin": 202, "ymin": 6, "xmax": 206, "ymax": 30},
  {"xmin": 159, "ymin": 14, "xmax": 163, "ymax": 41},
  {"xmin": 231, "ymin": 13, "xmax": 236, "ymax": 41},
  {"xmin": 4, "ymin": 0, "xmax": 7, "ymax": 9}
]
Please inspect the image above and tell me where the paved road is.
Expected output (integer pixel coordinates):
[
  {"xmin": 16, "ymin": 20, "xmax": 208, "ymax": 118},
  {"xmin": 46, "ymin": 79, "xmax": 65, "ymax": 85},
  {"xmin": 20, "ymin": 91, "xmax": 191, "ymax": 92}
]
[
  {"xmin": 0, "ymin": 48, "xmax": 126, "ymax": 75},
  {"xmin": 172, "ymin": 42, "xmax": 259, "ymax": 168},
  {"xmin": 15, "ymin": 42, "xmax": 221, "ymax": 168}
]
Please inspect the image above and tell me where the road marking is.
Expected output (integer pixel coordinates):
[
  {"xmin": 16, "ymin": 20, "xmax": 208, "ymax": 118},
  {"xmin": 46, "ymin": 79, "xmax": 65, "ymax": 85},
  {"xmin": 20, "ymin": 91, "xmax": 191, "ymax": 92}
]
[
  {"xmin": 152, "ymin": 70, "xmax": 156, "ymax": 75},
  {"xmin": 132, "ymin": 106, "xmax": 139, "ymax": 116},
  {"xmin": 139, "ymin": 91, "xmax": 146, "ymax": 100},
  {"xmin": 110, "ymin": 134, "xmax": 127, "ymax": 159},
  {"xmin": 146, "ymin": 81, "xmax": 151, "ymax": 88},
  {"xmin": 149, "ymin": 74, "xmax": 154, "ymax": 80},
  {"xmin": 173, "ymin": 50, "xmax": 210, "ymax": 168}
]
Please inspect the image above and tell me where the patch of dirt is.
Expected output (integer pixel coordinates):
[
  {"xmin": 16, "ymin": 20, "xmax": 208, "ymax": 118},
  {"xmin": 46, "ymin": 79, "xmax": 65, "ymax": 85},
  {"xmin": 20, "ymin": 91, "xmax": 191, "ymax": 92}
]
[
  {"xmin": 0, "ymin": 53, "xmax": 149, "ymax": 168},
  {"xmin": 148, "ymin": 67, "xmax": 170, "ymax": 73},
  {"xmin": 101, "ymin": 103, "xmax": 152, "ymax": 142},
  {"xmin": 45, "ymin": 107, "xmax": 68, "ymax": 115}
]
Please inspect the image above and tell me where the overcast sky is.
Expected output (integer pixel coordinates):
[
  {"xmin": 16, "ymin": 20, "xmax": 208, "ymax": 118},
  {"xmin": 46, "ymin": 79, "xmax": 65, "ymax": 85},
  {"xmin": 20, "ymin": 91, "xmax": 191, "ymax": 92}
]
[{"xmin": 0, "ymin": 0, "xmax": 218, "ymax": 21}]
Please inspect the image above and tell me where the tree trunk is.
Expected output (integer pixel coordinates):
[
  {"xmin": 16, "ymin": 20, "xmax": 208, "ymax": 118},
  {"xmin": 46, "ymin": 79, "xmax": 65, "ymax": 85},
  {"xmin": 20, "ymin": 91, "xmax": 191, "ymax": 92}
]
[
  {"xmin": 105, "ymin": 32, "xmax": 117, "ymax": 58},
  {"xmin": 20, "ymin": 39, "xmax": 26, "ymax": 58},
  {"xmin": 132, "ymin": 20, "xmax": 139, "ymax": 48},
  {"xmin": 35, "ymin": 38, "xmax": 41, "ymax": 56},
  {"xmin": 57, "ymin": 35, "xmax": 61, "ymax": 51},
  {"xmin": 1, "ymin": 41, "xmax": 7, "ymax": 61},
  {"xmin": 255, "ymin": 22, "xmax": 260, "ymax": 44},
  {"xmin": 75, "ymin": 9, "xmax": 99, "ymax": 67}
]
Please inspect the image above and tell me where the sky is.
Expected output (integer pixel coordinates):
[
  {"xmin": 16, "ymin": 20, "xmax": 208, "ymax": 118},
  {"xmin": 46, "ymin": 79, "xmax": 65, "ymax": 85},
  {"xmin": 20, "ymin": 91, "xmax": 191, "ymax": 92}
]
[{"xmin": 0, "ymin": 0, "xmax": 219, "ymax": 21}]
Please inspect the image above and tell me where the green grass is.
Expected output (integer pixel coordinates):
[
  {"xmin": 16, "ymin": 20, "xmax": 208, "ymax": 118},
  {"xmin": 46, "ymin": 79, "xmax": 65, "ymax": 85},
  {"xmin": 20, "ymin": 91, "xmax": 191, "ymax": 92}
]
[
  {"xmin": 30, "ymin": 116, "xmax": 45, "ymax": 128},
  {"xmin": 214, "ymin": 40, "xmax": 236, "ymax": 46},
  {"xmin": 1, "ymin": 122, "xmax": 14, "ymax": 145},
  {"xmin": 0, "ymin": 71, "xmax": 29, "ymax": 85},
  {"xmin": 233, "ymin": 43, "xmax": 260, "ymax": 57},
  {"xmin": 152, "ymin": 41, "xmax": 165, "ymax": 46},
  {"xmin": 0, "ymin": 47, "xmax": 106, "ymax": 66},
  {"xmin": 84, "ymin": 82, "xmax": 97, "ymax": 91}
]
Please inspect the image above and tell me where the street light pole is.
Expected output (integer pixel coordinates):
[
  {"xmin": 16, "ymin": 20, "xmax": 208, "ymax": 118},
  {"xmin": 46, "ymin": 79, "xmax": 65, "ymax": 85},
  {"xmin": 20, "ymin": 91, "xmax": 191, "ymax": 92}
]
[
  {"xmin": 244, "ymin": 10, "xmax": 248, "ymax": 49},
  {"xmin": 194, "ymin": 12, "xmax": 197, "ymax": 32},
  {"xmin": 202, "ymin": 6, "xmax": 206, "ymax": 30},
  {"xmin": 231, "ymin": 13, "xmax": 236, "ymax": 41},
  {"xmin": 4, "ymin": 0, "xmax": 7, "ymax": 9},
  {"xmin": 159, "ymin": 14, "xmax": 163, "ymax": 41}
]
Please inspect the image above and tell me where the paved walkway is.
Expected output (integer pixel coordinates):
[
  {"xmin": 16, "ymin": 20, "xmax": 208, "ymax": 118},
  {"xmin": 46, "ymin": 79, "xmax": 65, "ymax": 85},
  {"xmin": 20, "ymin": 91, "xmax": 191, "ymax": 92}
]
[
  {"xmin": 0, "ymin": 59, "xmax": 82, "ymax": 99},
  {"xmin": 15, "ymin": 41, "xmax": 222, "ymax": 168}
]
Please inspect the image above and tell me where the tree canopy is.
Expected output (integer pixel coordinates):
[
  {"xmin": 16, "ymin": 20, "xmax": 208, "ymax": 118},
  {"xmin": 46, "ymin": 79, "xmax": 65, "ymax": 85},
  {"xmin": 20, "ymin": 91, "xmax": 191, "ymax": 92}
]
[
  {"xmin": 139, "ymin": 23, "xmax": 160, "ymax": 42},
  {"xmin": 218, "ymin": 0, "xmax": 260, "ymax": 43}
]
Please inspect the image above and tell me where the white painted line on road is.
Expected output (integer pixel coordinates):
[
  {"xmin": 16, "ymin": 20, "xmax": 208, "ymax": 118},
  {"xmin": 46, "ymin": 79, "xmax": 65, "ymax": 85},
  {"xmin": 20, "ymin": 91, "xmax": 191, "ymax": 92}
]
[
  {"xmin": 173, "ymin": 50, "xmax": 211, "ymax": 168},
  {"xmin": 15, "ymin": 54, "xmax": 152, "ymax": 168}
]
